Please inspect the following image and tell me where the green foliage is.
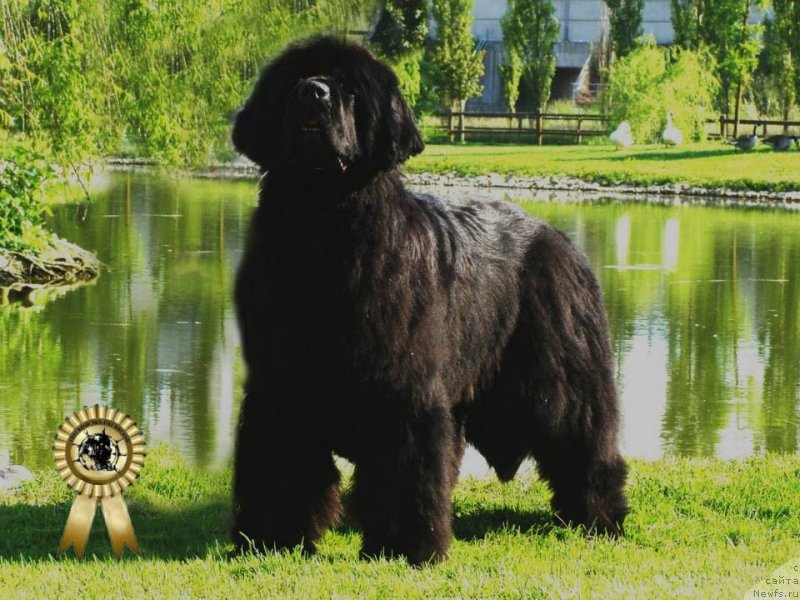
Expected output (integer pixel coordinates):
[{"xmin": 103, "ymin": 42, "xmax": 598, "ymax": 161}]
[
  {"xmin": 385, "ymin": 50, "xmax": 424, "ymax": 109},
  {"xmin": 369, "ymin": 0, "xmax": 427, "ymax": 58},
  {"xmin": 430, "ymin": 0, "xmax": 485, "ymax": 111},
  {"xmin": 753, "ymin": 12, "xmax": 796, "ymax": 119},
  {"xmin": 369, "ymin": 1, "xmax": 428, "ymax": 111},
  {"xmin": 0, "ymin": 1, "xmax": 114, "ymax": 158},
  {"xmin": 670, "ymin": 0, "xmax": 701, "ymax": 50},
  {"xmin": 604, "ymin": 41, "xmax": 719, "ymax": 143},
  {"xmin": 0, "ymin": 0, "xmax": 375, "ymax": 166},
  {"xmin": 498, "ymin": 50, "xmax": 523, "ymax": 113},
  {"xmin": 789, "ymin": 0, "xmax": 800, "ymax": 105},
  {"xmin": 670, "ymin": 0, "xmax": 764, "ymax": 113},
  {"xmin": 0, "ymin": 136, "xmax": 53, "ymax": 252},
  {"xmin": 500, "ymin": 0, "xmax": 559, "ymax": 112},
  {"xmin": 753, "ymin": 0, "xmax": 799, "ymax": 119},
  {"xmin": 604, "ymin": 0, "xmax": 644, "ymax": 58}
]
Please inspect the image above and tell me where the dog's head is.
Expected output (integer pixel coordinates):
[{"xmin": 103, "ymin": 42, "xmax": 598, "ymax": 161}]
[{"xmin": 232, "ymin": 36, "xmax": 424, "ymax": 178}]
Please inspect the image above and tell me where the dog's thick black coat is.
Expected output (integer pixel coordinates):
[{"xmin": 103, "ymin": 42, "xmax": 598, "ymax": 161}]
[{"xmin": 231, "ymin": 37, "xmax": 628, "ymax": 565}]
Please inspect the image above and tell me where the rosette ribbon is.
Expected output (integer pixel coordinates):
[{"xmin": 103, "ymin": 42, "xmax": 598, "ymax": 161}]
[{"xmin": 53, "ymin": 405, "xmax": 146, "ymax": 559}]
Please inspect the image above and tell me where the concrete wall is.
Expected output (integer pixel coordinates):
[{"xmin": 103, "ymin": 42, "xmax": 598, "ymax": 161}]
[
  {"xmin": 466, "ymin": 0, "xmax": 766, "ymax": 111},
  {"xmin": 471, "ymin": 0, "xmax": 674, "ymax": 47},
  {"xmin": 466, "ymin": 0, "xmax": 676, "ymax": 110}
]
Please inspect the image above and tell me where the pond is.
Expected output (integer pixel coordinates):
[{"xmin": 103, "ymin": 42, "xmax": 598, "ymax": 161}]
[{"xmin": 1, "ymin": 172, "xmax": 798, "ymax": 474}]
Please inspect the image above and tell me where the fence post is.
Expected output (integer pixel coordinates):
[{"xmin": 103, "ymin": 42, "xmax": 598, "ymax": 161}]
[
  {"xmin": 447, "ymin": 110, "xmax": 454, "ymax": 143},
  {"xmin": 719, "ymin": 115, "xmax": 726, "ymax": 139},
  {"xmin": 536, "ymin": 112, "xmax": 543, "ymax": 146},
  {"xmin": 577, "ymin": 117, "xmax": 583, "ymax": 145},
  {"xmin": 459, "ymin": 110, "xmax": 465, "ymax": 143}
]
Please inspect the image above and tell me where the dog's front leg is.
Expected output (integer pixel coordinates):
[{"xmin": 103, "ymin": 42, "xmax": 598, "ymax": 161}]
[
  {"xmin": 351, "ymin": 404, "xmax": 458, "ymax": 566},
  {"xmin": 231, "ymin": 391, "xmax": 341, "ymax": 555}
]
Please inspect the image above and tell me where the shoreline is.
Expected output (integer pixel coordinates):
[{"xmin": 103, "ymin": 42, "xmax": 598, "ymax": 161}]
[
  {"xmin": 0, "ymin": 237, "xmax": 101, "ymax": 304},
  {"xmin": 105, "ymin": 157, "xmax": 800, "ymax": 208}
]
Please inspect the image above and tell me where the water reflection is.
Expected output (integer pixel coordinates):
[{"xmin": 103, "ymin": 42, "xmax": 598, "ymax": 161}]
[
  {"xmin": 0, "ymin": 174, "xmax": 798, "ymax": 472},
  {"xmin": 0, "ymin": 174, "xmax": 252, "ymax": 470}
]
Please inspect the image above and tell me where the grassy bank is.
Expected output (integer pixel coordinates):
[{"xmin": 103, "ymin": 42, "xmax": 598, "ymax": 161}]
[
  {"xmin": 406, "ymin": 142, "xmax": 800, "ymax": 192},
  {"xmin": 1, "ymin": 446, "xmax": 797, "ymax": 597}
]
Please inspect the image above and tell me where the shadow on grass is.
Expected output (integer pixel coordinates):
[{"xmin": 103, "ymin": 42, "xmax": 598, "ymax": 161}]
[
  {"xmin": 452, "ymin": 507, "xmax": 556, "ymax": 540},
  {"xmin": 1, "ymin": 493, "xmax": 556, "ymax": 561},
  {"xmin": 331, "ymin": 497, "xmax": 556, "ymax": 544},
  {"xmin": 0, "ymin": 495, "xmax": 230, "ymax": 561},
  {"xmin": 595, "ymin": 147, "xmax": 738, "ymax": 162}
]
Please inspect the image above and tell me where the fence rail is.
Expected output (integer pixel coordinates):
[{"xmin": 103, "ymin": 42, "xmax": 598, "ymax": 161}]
[
  {"xmin": 430, "ymin": 111, "xmax": 800, "ymax": 144},
  {"xmin": 433, "ymin": 111, "xmax": 608, "ymax": 144},
  {"xmin": 717, "ymin": 116, "xmax": 800, "ymax": 138}
]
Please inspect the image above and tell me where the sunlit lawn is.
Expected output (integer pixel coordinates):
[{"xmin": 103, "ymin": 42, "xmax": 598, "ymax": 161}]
[
  {"xmin": 407, "ymin": 142, "xmax": 800, "ymax": 192},
  {"xmin": 1, "ymin": 446, "xmax": 798, "ymax": 597}
]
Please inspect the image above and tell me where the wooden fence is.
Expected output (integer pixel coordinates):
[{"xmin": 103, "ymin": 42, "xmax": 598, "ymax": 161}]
[
  {"xmin": 717, "ymin": 116, "xmax": 800, "ymax": 138},
  {"xmin": 431, "ymin": 111, "xmax": 800, "ymax": 144},
  {"xmin": 434, "ymin": 111, "xmax": 608, "ymax": 144}
]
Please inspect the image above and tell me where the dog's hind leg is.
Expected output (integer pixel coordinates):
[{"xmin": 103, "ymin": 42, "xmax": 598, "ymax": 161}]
[
  {"xmin": 231, "ymin": 391, "xmax": 341, "ymax": 555},
  {"xmin": 515, "ymin": 227, "xmax": 628, "ymax": 535},
  {"xmin": 351, "ymin": 404, "xmax": 460, "ymax": 565}
]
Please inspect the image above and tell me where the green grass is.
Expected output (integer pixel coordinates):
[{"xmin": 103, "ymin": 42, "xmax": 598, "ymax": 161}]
[
  {"xmin": 1, "ymin": 446, "xmax": 798, "ymax": 598},
  {"xmin": 406, "ymin": 142, "xmax": 800, "ymax": 192}
]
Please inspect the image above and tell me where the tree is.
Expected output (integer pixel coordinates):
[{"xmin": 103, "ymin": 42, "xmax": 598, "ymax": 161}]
[
  {"xmin": 370, "ymin": 1, "xmax": 428, "ymax": 108},
  {"xmin": 498, "ymin": 50, "xmax": 523, "ymax": 113},
  {"xmin": 430, "ymin": 0, "xmax": 485, "ymax": 112},
  {"xmin": 500, "ymin": 0, "xmax": 559, "ymax": 112},
  {"xmin": 670, "ymin": 0, "xmax": 703, "ymax": 50},
  {"xmin": 604, "ymin": 0, "xmax": 644, "ymax": 58},
  {"xmin": 370, "ymin": 0, "xmax": 427, "ymax": 58},
  {"xmin": 763, "ymin": 0, "xmax": 800, "ymax": 121},
  {"xmin": 670, "ymin": 0, "xmax": 763, "ymax": 117},
  {"xmin": 753, "ymin": 16, "xmax": 794, "ymax": 120},
  {"xmin": 603, "ymin": 39, "xmax": 718, "ymax": 142}
]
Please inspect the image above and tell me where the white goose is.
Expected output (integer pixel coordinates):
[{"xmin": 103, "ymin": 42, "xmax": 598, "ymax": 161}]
[
  {"xmin": 610, "ymin": 121, "xmax": 633, "ymax": 149},
  {"xmin": 661, "ymin": 111, "xmax": 683, "ymax": 146}
]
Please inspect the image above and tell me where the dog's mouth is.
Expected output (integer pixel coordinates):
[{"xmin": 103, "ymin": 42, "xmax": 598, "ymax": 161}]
[
  {"xmin": 300, "ymin": 117, "xmax": 325, "ymax": 134},
  {"xmin": 287, "ymin": 117, "xmax": 350, "ymax": 173}
]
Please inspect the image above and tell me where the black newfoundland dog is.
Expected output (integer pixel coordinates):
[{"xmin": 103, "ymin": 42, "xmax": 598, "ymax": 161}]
[{"xmin": 231, "ymin": 36, "xmax": 628, "ymax": 565}]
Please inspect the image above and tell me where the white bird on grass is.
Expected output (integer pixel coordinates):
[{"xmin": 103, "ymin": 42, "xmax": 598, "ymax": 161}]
[
  {"xmin": 610, "ymin": 121, "xmax": 633, "ymax": 149},
  {"xmin": 661, "ymin": 111, "xmax": 683, "ymax": 146}
]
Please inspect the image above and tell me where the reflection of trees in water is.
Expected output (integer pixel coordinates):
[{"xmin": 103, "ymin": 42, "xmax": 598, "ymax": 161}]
[
  {"xmin": 661, "ymin": 214, "xmax": 741, "ymax": 456},
  {"xmin": 0, "ymin": 309, "xmax": 65, "ymax": 467},
  {"xmin": 3, "ymin": 183, "xmax": 800, "ymax": 467},
  {"xmin": 524, "ymin": 202, "xmax": 800, "ymax": 458},
  {"xmin": 0, "ymin": 174, "xmax": 251, "ymax": 469},
  {"xmin": 753, "ymin": 229, "xmax": 800, "ymax": 453}
]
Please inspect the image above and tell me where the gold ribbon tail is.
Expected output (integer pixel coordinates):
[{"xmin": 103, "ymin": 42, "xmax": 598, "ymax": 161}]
[
  {"xmin": 101, "ymin": 494, "xmax": 139, "ymax": 559},
  {"xmin": 59, "ymin": 495, "xmax": 97, "ymax": 559}
]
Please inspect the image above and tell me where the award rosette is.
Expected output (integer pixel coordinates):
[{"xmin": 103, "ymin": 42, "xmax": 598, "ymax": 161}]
[{"xmin": 53, "ymin": 404, "xmax": 145, "ymax": 559}]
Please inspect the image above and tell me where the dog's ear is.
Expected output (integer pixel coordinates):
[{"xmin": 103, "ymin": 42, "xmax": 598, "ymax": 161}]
[
  {"xmin": 384, "ymin": 88, "xmax": 425, "ymax": 166},
  {"xmin": 232, "ymin": 57, "xmax": 295, "ymax": 169},
  {"xmin": 368, "ymin": 61, "xmax": 424, "ymax": 170}
]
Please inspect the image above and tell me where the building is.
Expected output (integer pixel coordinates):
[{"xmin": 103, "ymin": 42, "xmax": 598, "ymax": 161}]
[{"xmin": 467, "ymin": 0, "xmax": 693, "ymax": 111}]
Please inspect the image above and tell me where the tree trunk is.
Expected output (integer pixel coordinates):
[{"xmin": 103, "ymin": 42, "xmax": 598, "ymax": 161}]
[
  {"xmin": 458, "ymin": 99, "xmax": 466, "ymax": 143},
  {"xmin": 732, "ymin": 0, "xmax": 751, "ymax": 138}
]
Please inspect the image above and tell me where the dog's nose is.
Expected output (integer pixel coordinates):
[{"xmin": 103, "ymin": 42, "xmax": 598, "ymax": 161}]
[{"xmin": 297, "ymin": 79, "xmax": 330, "ymax": 103}]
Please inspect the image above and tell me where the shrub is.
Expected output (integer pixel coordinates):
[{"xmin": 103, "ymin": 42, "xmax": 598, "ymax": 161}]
[
  {"xmin": 385, "ymin": 51, "xmax": 424, "ymax": 110},
  {"xmin": 0, "ymin": 137, "xmax": 53, "ymax": 253},
  {"xmin": 603, "ymin": 39, "xmax": 718, "ymax": 143}
]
